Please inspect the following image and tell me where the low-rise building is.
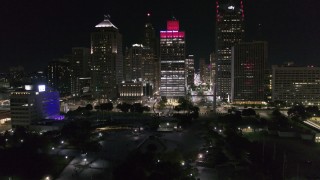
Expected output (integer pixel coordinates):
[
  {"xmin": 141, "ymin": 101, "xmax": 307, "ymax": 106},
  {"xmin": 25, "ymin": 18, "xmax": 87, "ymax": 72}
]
[{"xmin": 10, "ymin": 85, "xmax": 62, "ymax": 128}]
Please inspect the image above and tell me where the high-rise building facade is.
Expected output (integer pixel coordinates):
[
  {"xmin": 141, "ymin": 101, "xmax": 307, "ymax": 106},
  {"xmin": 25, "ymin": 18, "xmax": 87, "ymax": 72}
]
[
  {"xmin": 215, "ymin": 0, "xmax": 245, "ymax": 99},
  {"xmin": 272, "ymin": 65, "xmax": 320, "ymax": 106},
  {"xmin": 47, "ymin": 59, "xmax": 71, "ymax": 97},
  {"xmin": 199, "ymin": 58, "xmax": 211, "ymax": 85},
  {"xmin": 160, "ymin": 18, "xmax": 186, "ymax": 99},
  {"xmin": 231, "ymin": 41, "xmax": 268, "ymax": 104},
  {"xmin": 210, "ymin": 52, "xmax": 216, "ymax": 89},
  {"xmin": 70, "ymin": 47, "xmax": 90, "ymax": 96},
  {"xmin": 91, "ymin": 15, "xmax": 123, "ymax": 100},
  {"xmin": 124, "ymin": 44, "xmax": 155, "ymax": 97},
  {"xmin": 143, "ymin": 13, "xmax": 159, "ymax": 96},
  {"xmin": 186, "ymin": 55, "xmax": 195, "ymax": 89}
]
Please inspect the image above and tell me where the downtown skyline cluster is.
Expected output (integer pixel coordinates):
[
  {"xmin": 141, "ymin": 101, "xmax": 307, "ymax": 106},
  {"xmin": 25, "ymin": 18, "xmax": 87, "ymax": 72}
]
[{"xmin": 1, "ymin": 0, "xmax": 319, "ymax": 72}]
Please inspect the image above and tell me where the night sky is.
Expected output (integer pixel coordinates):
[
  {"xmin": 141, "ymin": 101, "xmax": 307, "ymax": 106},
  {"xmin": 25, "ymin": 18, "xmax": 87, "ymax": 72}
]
[{"xmin": 1, "ymin": 0, "xmax": 319, "ymax": 72}]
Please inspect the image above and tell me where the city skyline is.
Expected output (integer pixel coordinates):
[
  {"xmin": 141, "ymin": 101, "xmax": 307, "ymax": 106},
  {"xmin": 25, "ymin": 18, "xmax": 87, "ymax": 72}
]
[{"xmin": 1, "ymin": 0, "xmax": 319, "ymax": 72}]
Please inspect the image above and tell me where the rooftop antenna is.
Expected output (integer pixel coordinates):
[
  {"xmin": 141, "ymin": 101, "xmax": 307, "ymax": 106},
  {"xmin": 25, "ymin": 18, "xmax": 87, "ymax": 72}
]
[{"xmin": 104, "ymin": 14, "xmax": 110, "ymax": 20}]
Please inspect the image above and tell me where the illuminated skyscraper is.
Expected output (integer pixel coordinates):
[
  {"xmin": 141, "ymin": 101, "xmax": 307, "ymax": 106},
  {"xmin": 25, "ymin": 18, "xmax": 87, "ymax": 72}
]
[
  {"xmin": 231, "ymin": 41, "xmax": 268, "ymax": 104},
  {"xmin": 70, "ymin": 47, "xmax": 90, "ymax": 96},
  {"xmin": 215, "ymin": 0, "xmax": 245, "ymax": 99},
  {"xmin": 47, "ymin": 59, "xmax": 71, "ymax": 97},
  {"xmin": 186, "ymin": 55, "xmax": 195, "ymax": 89},
  {"xmin": 143, "ymin": 13, "xmax": 159, "ymax": 95},
  {"xmin": 160, "ymin": 18, "xmax": 186, "ymax": 98},
  {"xmin": 91, "ymin": 15, "xmax": 123, "ymax": 100}
]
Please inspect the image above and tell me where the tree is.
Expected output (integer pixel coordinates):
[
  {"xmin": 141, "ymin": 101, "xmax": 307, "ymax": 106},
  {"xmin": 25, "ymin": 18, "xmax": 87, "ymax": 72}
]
[
  {"xmin": 287, "ymin": 103, "xmax": 306, "ymax": 118},
  {"xmin": 242, "ymin": 108, "xmax": 256, "ymax": 116},
  {"xmin": 85, "ymin": 104, "xmax": 93, "ymax": 111},
  {"xmin": 158, "ymin": 97, "xmax": 167, "ymax": 110},
  {"xmin": 116, "ymin": 103, "xmax": 132, "ymax": 113},
  {"xmin": 100, "ymin": 102, "xmax": 113, "ymax": 111},
  {"xmin": 131, "ymin": 103, "xmax": 144, "ymax": 113}
]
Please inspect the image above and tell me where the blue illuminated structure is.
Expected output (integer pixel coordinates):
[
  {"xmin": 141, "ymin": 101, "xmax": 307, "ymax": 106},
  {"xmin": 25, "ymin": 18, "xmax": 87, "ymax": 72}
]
[
  {"xmin": 36, "ymin": 88, "xmax": 64, "ymax": 120},
  {"xmin": 11, "ymin": 85, "xmax": 64, "ymax": 128}
]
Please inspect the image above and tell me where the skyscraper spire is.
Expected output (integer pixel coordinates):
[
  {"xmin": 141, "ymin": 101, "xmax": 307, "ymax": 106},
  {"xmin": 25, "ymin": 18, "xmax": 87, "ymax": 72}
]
[
  {"xmin": 95, "ymin": 14, "xmax": 117, "ymax": 29},
  {"xmin": 104, "ymin": 14, "xmax": 111, "ymax": 20}
]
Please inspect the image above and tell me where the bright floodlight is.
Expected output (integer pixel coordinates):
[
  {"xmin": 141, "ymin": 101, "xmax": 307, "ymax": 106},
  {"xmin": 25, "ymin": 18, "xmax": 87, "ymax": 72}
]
[{"xmin": 38, "ymin": 85, "xmax": 46, "ymax": 92}]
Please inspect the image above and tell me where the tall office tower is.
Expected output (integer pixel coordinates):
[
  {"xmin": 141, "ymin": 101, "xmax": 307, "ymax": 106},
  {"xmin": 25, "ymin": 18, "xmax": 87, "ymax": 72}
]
[
  {"xmin": 143, "ymin": 13, "xmax": 159, "ymax": 95},
  {"xmin": 210, "ymin": 52, "xmax": 216, "ymax": 89},
  {"xmin": 91, "ymin": 15, "xmax": 123, "ymax": 100},
  {"xmin": 47, "ymin": 59, "xmax": 71, "ymax": 97},
  {"xmin": 265, "ymin": 68, "xmax": 272, "ymax": 103},
  {"xmin": 272, "ymin": 65, "xmax": 320, "ymax": 106},
  {"xmin": 9, "ymin": 66, "xmax": 25, "ymax": 88},
  {"xmin": 126, "ymin": 44, "xmax": 143, "ymax": 81},
  {"xmin": 199, "ymin": 58, "xmax": 211, "ymax": 85},
  {"xmin": 215, "ymin": 0, "xmax": 245, "ymax": 99},
  {"xmin": 231, "ymin": 41, "xmax": 268, "ymax": 104},
  {"xmin": 186, "ymin": 55, "xmax": 195, "ymax": 89},
  {"xmin": 70, "ymin": 47, "xmax": 90, "ymax": 96},
  {"xmin": 143, "ymin": 13, "xmax": 157, "ymax": 56},
  {"xmin": 199, "ymin": 58, "xmax": 206, "ymax": 83},
  {"xmin": 125, "ymin": 44, "xmax": 155, "ymax": 96},
  {"xmin": 160, "ymin": 18, "xmax": 186, "ymax": 99}
]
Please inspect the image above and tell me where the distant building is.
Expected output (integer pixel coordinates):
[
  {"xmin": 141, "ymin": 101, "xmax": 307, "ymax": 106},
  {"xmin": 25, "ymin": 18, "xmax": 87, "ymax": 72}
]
[
  {"xmin": 0, "ymin": 73, "xmax": 10, "ymax": 89},
  {"xmin": 118, "ymin": 81, "xmax": 143, "ymax": 103},
  {"xmin": 47, "ymin": 59, "xmax": 71, "ymax": 97},
  {"xmin": 160, "ymin": 18, "xmax": 186, "ymax": 99},
  {"xmin": 25, "ymin": 71, "xmax": 47, "ymax": 86},
  {"xmin": 124, "ymin": 44, "xmax": 156, "ymax": 97},
  {"xmin": 10, "ymin": 85, "xmax": 61, "ymax": 128},
  {"xmin": 70, "ymin": 47, "xmax": 90, "ymax": 96},
  {"xmin": 231, "ymin": 41, "xmax": 268, "ymax": 104},
  {"xmin": 186, "ymin": 55, "xmax": 195, "ymax": 90},
  {"xmin": 91, "ymin": 15, "xmax": 123, "ymax": 100},
  {"xmin": 199, "ymin": 58, "xmax": 211, "ymax": 85},
  {"xmin": 143, "ymin": 13, "xmax": 159, "ymax": 95},
  {"xmin": 210, "ymin": 52, "xmax": 216, "ymax": 89},
  {"xmin": 272, "ymin": 65, "xmax": 320, "ymax": 105},
  {"xmin": 215, "ymin": 0, "xmax": 245, "ymax": 99},
  {"xmin": 0, "ymin": 110, "xmax": 10, "ymax": 124},
  {"xmin": 8, "ymin": 66, "xmax": 25, "ymax": 88}
]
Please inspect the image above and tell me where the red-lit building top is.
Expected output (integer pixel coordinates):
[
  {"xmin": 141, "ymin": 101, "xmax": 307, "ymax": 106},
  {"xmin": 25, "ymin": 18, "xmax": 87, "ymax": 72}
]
[{"xmin": 160, "ymin": 20, "xmax": 185, "ymax": 39}]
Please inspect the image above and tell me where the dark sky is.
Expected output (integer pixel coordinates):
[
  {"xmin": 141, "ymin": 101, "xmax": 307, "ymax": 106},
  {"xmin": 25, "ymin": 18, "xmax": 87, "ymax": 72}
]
[{"xmin": 1, "ymin": 0, "xmax": 319, "ymax": 72}]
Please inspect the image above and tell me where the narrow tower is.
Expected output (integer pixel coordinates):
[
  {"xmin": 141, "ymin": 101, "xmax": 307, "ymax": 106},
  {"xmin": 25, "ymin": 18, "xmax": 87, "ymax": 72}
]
[
  {"xmin": 91, "ymin": 15, "xmax": 123, "ymax": 100},
  {"xmin": 160, "ymin": 18, "xmax": 186, "ymax": 100},
  {"xmin": 215, "ymin": 0, "xmax": 245, "ymax": 100}
]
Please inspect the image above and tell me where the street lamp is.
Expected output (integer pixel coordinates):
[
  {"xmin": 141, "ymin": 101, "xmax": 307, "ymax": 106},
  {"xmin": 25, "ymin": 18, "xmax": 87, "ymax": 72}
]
[{"xmin": 198, "ymin": 153, "xmax": 203, "ymax": 159}]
